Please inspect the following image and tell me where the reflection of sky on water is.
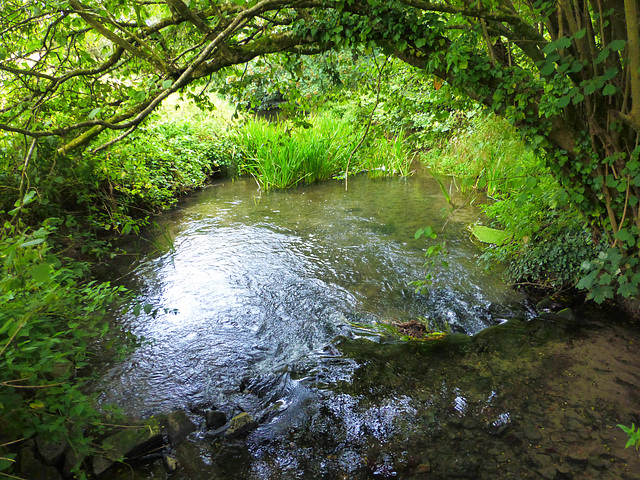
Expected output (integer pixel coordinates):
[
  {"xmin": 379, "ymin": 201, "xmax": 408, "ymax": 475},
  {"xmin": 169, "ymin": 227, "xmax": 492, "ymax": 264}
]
[{"xmin": 98, "ymin": 174, "xmax": 528, "ymax": 418}]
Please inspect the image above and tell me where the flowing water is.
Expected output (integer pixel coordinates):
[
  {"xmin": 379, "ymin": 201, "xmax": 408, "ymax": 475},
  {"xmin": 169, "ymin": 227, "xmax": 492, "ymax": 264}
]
[{"xmin": 96, "ymin": 172, "xmax": 541, "ymax": 478}]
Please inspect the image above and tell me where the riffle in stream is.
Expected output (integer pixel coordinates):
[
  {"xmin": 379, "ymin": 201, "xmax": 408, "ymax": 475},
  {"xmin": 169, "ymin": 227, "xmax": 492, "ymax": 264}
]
[{"xmin": 95, "ymin": 173, "xmax": 640, "ymax": 479}]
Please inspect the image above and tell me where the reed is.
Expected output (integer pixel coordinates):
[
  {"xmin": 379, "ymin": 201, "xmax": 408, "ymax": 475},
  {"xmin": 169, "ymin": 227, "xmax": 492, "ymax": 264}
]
[{"xmin": 232, "ymin": 114, "xmax": 413, "ymax": 190}]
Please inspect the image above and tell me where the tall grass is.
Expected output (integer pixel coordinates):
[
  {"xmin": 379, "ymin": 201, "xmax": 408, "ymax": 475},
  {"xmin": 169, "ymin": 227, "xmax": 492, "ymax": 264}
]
[
  {"xmin": 231, "ymin": 113, "xmax": 412, "ymax": 189},
  {"xmin": 421, "ymin": 113, "xmax": 543, "ymax": 197}
]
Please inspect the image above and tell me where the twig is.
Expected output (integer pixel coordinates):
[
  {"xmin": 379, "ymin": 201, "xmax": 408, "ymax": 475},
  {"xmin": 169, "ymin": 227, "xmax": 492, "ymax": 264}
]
[{"xmin": 345, "ymin": 55, "xmax": 389, "ymax": 191}]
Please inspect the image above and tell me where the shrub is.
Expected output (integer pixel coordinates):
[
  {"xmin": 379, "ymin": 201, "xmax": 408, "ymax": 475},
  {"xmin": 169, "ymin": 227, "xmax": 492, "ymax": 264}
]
[{"xmin": 0, "ymin": 222, "xmax": 128, "ymax": 475}]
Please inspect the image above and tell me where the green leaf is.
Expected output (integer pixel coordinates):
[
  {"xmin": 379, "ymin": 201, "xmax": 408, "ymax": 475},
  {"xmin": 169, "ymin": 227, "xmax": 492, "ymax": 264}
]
[
  {"xmin": 88, "ymin": 107, "xmax": 101, "ymax": 119},
  {"xmin": 19, "ymin": 237, "xmax": 46, "ymax": 248},
  {"xmin": 590, "ymin": 284, "xmax": 614, "ymax": 304},
  {"xmin": 594, "ymin": 48, "xmax": 610, "ymax": 65},
  {"xmin": 618, "ymin": 282, "xmax": 638, "ymax": 298},
  {"xmin": 577, "ymin": 270, "xmax": 599, "ymax": 290},
  {"xmin": 609, "ymin": 39, "xmax": 626, "ymax": 51},
  {"xmin": 471, "ymin": 225, "xmax": 511, "ymax": 245},
  {"xmin": 540, "ymin": 62, "xmax": 555, "ymax": 76},
  {"xmin": 602, "ymin": 84, "xmax": 617, "ymax": 96},
  {"xmin": 604, "ymin": 67, "xmax": 618, "ymax": 80},
  {"xmin": 584, "ymin": 83, "xmax": 597, "ymax": 95},
  {"xmin": 556, "ymin": 95, "xmax": 571, "ymax": 108},
  {"xmin": 162, "ymin": 79, "xmax": 173, "ymax": 89},
  {"xmin": 28, "ymin": 264, "xmax": 52, "ymax": 283},
  {"xmin": 0, "ymin": 453, "xmax": 17, "ymax": 472}
]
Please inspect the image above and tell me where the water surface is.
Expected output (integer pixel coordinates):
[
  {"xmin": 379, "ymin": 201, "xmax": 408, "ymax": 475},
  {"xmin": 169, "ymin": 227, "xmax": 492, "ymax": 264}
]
[{"xmin": 98, "ymin": 172, "xmax": 532, "ymax": 478}]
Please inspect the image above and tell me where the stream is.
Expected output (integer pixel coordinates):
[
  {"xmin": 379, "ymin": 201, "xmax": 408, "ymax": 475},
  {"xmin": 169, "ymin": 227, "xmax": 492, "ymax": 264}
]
[{"xmin": 94, "ymin": 172, "xmax": 639, "ymax": 479}]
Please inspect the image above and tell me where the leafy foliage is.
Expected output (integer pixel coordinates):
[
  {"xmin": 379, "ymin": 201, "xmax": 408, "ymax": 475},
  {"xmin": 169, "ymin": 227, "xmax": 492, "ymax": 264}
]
[
  {"xmin": 618, "ymin": 423, "xmax": 640, "ymax": 450},
  {"xmin": 0, "ymin": 222, "xmax": 128, "ymax": 471}
]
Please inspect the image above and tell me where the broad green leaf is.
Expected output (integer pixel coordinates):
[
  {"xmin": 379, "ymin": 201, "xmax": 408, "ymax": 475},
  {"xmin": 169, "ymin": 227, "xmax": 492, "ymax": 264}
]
[
  {"xmin": 602, "ymin": 84, "xmax": 616, "ymax": 96},
  {"xmin": 594, "ymin": 48, "xmax": 610, "ymax": 65},
  {"xmin": 471, "ymin": 225, "xmax": 511, "ymax": 245},
  {"xmin": 609, "ymin": 39, "xmax": 626, "ymax": 51},
  {"xmin": 28, "ymin": 264, "xmax": 52, "ymax": 283},
  {"xmin": 0, "ymin": 453, "xmax": 17, "ymax": 472}
]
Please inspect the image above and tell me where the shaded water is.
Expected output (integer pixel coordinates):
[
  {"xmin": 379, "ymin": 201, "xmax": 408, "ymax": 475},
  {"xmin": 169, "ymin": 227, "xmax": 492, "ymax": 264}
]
[{"xmin": 97, "ymin": 172, "xmax": 534, "ymax": 478}]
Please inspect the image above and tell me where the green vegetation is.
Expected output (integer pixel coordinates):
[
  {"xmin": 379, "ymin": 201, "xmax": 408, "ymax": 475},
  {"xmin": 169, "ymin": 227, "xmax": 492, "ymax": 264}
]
[
  {"xmin": 1, "ymin": 0, "xmax": 639, "ymax": 475},
  {"xmin": 619, "ymin": 423, "xmax": 640, "ymax": 449},
  {"xmin": 0, "ymin": 222, "xmax": 127, "ymax": 475},
  {"xmin": 232, "ymin": 113, "xmax": 412, "ymax": 190},
  {"xmin": 419, "ymin": 112, "xmax": 605, "ymax": 293}
]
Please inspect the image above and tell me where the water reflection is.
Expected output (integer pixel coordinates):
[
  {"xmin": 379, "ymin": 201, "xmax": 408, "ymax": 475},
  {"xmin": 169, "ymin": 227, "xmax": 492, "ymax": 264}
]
[{"xmin": 97, "ymin": 173, "xmax": 532, "ymax": 478}]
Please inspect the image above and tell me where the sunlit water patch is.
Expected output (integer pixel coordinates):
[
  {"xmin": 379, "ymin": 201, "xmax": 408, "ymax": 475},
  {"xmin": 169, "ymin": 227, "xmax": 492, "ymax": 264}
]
[{"xmin": 96, "ymin": 172, "xmax": 533, "ymax": 478}]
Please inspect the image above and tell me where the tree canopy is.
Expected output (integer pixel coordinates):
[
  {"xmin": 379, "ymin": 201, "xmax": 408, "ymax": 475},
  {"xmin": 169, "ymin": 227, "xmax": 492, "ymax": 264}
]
[{"xmin": 1, "ymin": 0, "xmax": 639, "ymax": 300}]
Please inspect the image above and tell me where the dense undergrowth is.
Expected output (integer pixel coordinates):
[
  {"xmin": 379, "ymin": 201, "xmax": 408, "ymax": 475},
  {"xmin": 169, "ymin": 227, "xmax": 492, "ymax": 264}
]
[
  {"xmin": 422, "ymin": 113, "xmax": 605, "ymax": 292},
  {"xmin": 0, "ymin": 52, "xmax": 626, "ymax": 475},
  {"xmin": 0, "ymin": 90, "xmax": 416, "ymax": 476},
  {"xmin": 232, "ymin": 113, "xmax": 412, "ymax": 190}
]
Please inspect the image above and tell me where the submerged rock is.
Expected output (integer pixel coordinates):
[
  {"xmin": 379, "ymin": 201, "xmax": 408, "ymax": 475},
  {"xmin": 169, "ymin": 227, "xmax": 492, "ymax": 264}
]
[
  {"xmin": 18, "ymin": 445, "xmax": 63, "ymax": 480},
  {"xmin": 225, "ymin": 412, "xmax": 258, "ymax": 438},
  {"xmin": 159, "ymin": 410, "xmax": 196, "ymax": 446},
  {"xmin": 35, "ymin": 434, "xmax": 66, "ymax": 466},
  {"xmin": 205, "ymin": 409, "xmax": 227, "ymax": 430},
  {"xmin": 91, "ymin": 418, "xmax": 163, "ymax": 475}
]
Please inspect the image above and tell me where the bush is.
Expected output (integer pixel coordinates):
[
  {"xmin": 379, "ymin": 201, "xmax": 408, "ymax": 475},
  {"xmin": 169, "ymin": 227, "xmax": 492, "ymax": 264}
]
[{"xmin": 0, "ymin": 222, "xmax": 128, "ymax": 475}]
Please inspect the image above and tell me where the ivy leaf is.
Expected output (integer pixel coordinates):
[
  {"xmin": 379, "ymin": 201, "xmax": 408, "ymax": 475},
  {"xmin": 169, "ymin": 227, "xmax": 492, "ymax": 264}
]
[{"xmin": 602, "ymin": 84, "xmax": 617, "ymax": 96}]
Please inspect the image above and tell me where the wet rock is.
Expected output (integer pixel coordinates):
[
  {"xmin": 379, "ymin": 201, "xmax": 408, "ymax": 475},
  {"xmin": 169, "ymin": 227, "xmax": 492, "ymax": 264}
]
[
  {"xmin": 536, "ymin": 296, "xmax": 556, "ymax": 311},
  {"xmin": 160, "ymin": 410, "xmax": 196, "ymax": 446},
  {"xmin": 532, "ymin": 453, "xmax": 553, "ymax": 468},
  {"xmin": 92, "ymin": 418, "xmax": 163, "ymax": 475},
  {"xmin": 204, "ymin": 425, "xmax": 228, "ymax": 439},
  {"xmin": 589, "ymin": 455, "xmax": 609, "ymax": 470},
  {"xmin": 35, "ymin": 434, "xmax": 66, "ymax": 466},
  {"xmin": 224, "ymin": 412, "xmax": 258, "ymax": 438},
  {"xmin": 62, "ymin": 448, "xmax": 85, "ymax": 478},
  {"xmin": 538, "ymin": 465, "xmax": 557, "ymax": 479},
  {"xmin": 205, "ymin": 409, "xmax": 227, "ymax": 430},
  {"xmin": 92, "ymin": 456, "xmax": 113, "ymax": 477},
  {"xmin": 557, "ymin": 462, "xmax": 573, "ymax": 474},
  {"xmin": 522, "ymin": 423, "xmax": 543, "ymax": 442},
  {"xmin": 567, "ymin": 450, "xmax": 589, "ymax": 462},
  {"xmin": 486, "ymin": 413, "xmax": 512, "ymax": 436},
  {"xmin": 163, "ymin": 454, "xmax": 179, "ymax": 473},
  {"xmin": 18, "ymin": 445, "xmax": 63, "ymax": 480}
]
